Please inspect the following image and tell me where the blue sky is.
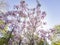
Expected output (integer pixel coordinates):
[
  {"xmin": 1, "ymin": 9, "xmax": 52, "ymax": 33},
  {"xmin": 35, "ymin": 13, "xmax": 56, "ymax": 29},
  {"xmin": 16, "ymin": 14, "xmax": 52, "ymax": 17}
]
[{"xmin": 6, "ymin": 0, "xmax": 60, "ymax": 28}]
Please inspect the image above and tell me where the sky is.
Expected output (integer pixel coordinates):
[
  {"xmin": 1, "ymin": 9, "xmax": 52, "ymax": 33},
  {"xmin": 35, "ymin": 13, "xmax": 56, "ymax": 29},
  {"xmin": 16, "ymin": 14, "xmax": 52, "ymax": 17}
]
[{"xmin": 6, "ymin": 0, "xmax": 60, "ymax": 29}]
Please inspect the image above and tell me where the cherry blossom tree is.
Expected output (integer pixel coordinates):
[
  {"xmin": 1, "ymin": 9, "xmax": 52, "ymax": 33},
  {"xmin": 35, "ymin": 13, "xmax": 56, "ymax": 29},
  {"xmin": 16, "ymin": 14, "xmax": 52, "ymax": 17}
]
[{"xmin": 0, "ymin": 0, "xmax": 54, "ymax": 45}]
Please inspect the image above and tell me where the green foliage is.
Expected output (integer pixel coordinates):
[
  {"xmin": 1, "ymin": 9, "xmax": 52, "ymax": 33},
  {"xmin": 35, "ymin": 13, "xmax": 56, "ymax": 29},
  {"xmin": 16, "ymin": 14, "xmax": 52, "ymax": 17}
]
[
  {"xmin": 52, "ymin": 25, "xmax": 60, "ymax": 45},
  {"xmin": 0, "ymin": 20, "xmax": 14, "ymax": 45},
  {"xmin": 54, "ymin": 25, "xmax": 60, "ymax": 33},
  {"xmin": 52, "ymin": 34, "xmax": 60, "ymax": 45},
  {"xmin": 37, "ymin": 40, "xmax": 44, "ymax": 45},
  {"xmin": 52, "ymin": 41, "xmax": 60, "ymax": 45},
  {"xmin": 0, "ymin": 37, "xmax": 8, "ymax": 45},
  {"xmin": 0, "ymin": 33, "xmax": 14, "ymax": 45},
  {"xmin": 0, "ymin": 20, "xmax": 5, "ymax": 25},
  {"xmin": 37, "ymin": 39, "xmax": 49, "ymax": 45}
]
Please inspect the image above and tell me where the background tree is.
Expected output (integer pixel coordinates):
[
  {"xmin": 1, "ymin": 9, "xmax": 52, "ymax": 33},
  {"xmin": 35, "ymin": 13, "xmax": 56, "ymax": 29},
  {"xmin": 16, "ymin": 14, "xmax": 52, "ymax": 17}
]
[
  {"xmin": 54, "ymin": 25, "xmax": 60, "ymax": 33},
  {"xmin": 51, "ymin": 25, "xmax": 60, "ymax": 45}
]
